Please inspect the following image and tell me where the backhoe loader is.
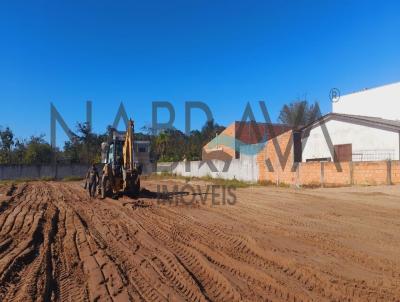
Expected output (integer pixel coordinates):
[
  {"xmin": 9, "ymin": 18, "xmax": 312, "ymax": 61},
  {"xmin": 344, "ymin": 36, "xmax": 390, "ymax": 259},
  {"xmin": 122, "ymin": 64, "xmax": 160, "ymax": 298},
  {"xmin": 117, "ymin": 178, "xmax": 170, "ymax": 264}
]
[{"xmin": 100, "ymin": 119, "xmax": 142, "ymax": 198}]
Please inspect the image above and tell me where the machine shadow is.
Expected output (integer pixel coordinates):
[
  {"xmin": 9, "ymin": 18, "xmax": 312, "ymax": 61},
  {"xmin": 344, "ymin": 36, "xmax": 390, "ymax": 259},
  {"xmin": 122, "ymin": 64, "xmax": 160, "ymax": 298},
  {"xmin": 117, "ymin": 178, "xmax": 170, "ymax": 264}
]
[{"xmin": 139, "ymin": 188, "xmax": 190, "ymax": 200}]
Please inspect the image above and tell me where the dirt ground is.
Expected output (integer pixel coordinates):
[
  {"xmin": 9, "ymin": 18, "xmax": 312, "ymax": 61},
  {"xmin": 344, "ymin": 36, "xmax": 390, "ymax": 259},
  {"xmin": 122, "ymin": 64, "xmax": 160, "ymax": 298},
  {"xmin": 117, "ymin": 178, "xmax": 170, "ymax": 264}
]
[{"xmin": 0, "ymin": 179, "xmax": 399, "ymax": 302}]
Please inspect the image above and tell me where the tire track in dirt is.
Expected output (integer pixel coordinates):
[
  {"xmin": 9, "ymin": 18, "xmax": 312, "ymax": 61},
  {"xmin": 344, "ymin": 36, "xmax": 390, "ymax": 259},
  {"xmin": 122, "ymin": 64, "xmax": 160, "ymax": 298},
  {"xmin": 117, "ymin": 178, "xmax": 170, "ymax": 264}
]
[
  {"xmin": 0, "ymin": 184, "xmax": 60, "ymax": 302},
  {"xmin": 60, "ymin": 184, "xmax": 203, "ymax": 302},
  {"xmin": 55, "ymin": 184, "xmax": 145, "ymax": 301},
  {"xmin": 0, "ymin": 180, "xmax": 399, "ymax": 301},
  {"xmin": 61, "ymin": 183, "xmax": 218, "ymax": 302},
  {"xmin": 139, "ymin": 180, "xmax": 400, "ymax": 301},
  {"xmin": 0, "ymin": 184, "xmax": 30, "ymax": 234},
  {"xmin": 232, "ymin": 190, "xmax": 400, "ymax": 299},
  {"xmin": 134, "ymin": 206, "xmax": 308, "ymax": 301},
  {"xmin": 177, "ymin": 188, "xmax": 400, "ymax": 301}
]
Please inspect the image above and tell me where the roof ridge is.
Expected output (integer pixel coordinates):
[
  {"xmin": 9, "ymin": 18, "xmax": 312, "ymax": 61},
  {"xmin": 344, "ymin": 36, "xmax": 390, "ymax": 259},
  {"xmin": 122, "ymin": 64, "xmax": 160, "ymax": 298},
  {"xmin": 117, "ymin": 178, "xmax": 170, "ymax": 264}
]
[
  {"xmin": 341, "ymin": 81, "xmax": 400, "ymax": 97},
  {"xmin": 301, "ymin": 112, "xmax": 400, "ymax": 130}
]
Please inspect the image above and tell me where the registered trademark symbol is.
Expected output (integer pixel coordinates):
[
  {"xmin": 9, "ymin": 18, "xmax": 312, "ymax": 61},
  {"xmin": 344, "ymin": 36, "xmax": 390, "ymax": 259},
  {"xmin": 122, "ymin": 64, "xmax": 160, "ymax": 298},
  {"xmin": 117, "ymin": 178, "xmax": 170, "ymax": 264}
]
[{"xmin": 329, "ymin": 88, "xmax": 340, "ymax": 103}]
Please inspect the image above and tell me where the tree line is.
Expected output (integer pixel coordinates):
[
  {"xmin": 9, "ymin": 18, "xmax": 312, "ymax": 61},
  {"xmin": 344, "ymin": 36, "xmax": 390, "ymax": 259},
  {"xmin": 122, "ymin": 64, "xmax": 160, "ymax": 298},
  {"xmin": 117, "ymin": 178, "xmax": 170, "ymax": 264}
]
[
  {"xmin": 0, "ymin": 119, "xmax": 225, "ymax": 165},
  {"xmin": 0, "ymin": 100, "xmax": 319, "ymax": 165}
]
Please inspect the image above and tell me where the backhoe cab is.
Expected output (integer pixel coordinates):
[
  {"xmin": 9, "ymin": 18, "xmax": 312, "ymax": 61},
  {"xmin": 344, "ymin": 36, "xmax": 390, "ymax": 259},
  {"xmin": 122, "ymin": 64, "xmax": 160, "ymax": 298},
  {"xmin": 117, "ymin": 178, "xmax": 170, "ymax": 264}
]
[{"xmin": 100, "ymin": 119, "xmax": 143, "ymax": 198}]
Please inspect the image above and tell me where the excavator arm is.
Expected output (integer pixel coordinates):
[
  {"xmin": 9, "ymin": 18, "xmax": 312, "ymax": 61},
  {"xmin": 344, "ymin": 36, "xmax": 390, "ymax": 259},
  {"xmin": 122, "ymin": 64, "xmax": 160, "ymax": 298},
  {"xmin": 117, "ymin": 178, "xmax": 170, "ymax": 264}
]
[{"xmin": 123, "ymin": 119, "xmax": 135, "ymax": 171}]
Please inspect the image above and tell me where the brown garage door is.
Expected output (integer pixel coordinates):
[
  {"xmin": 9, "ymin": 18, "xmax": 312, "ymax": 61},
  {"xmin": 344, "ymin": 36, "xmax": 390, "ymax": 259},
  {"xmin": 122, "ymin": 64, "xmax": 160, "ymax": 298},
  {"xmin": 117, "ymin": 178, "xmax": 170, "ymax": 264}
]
[{"xmin": 334, "ymin": 144, "xmax": 352, "ymax": 162}]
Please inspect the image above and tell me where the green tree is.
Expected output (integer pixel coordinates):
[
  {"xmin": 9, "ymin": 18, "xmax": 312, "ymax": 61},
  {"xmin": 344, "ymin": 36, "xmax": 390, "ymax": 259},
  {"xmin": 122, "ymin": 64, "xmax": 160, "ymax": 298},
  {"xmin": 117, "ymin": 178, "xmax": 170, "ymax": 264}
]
[
  {"xmin": 63, "ymin": 140, "xmax": 80, "ymax": 163},
  {"xmin": 0, "ymin": 119, "xmax": 229, "ymax": 165},
  {"xmin": 201, "ymin": 119, "xmax": 225, "ymax": 147},
  {"xmin": 0, "ymin": 127, "xmax": 14, "ymax": 163},
  {"xmin": 155, "ymin": 132, "xmax": 169, "ymax": 160},
  {"xmin": 186, "ymin": 130, "xmax": 202, "ymax": 160},
  {"xmin": 63, "ymin": 122, "xmax": 108, "ymax": 164},
  {"xmin": 144, "ymin": 120, "xmax": 225, "ymax": 162},
  {"xmin": 23, "ymin": 135, "xmax": 54, "ymax": 164},
  {"xmin": 11, "ymin": 139, "xmax": 27, "ymax": 164},
  {"xmin": 278, "ymin": 100, "xmax": 320, "ymax": 127}
]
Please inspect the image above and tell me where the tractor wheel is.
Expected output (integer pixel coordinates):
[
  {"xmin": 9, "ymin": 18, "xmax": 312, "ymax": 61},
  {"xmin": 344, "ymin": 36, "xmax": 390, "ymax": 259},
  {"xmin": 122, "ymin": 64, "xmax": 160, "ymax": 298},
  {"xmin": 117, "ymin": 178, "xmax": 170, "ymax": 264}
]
[
  {"xmin": 130, "ymin": 178, "xmax": 140, "ymax": 198},
  {"xmin": 101, "ymin": 177, "xmax": 111, "ymax": 199},
  {"xmin": 135, "ymin": 178, "xmax": 141, "ymax": 195}
]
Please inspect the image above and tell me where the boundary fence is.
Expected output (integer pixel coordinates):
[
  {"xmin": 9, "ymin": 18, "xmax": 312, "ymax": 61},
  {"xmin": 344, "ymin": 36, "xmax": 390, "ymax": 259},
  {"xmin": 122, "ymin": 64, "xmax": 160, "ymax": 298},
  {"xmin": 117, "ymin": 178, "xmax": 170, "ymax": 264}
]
[{"xmin": 157, "ymin": 159, "xmax": 400, "ymax": 187}]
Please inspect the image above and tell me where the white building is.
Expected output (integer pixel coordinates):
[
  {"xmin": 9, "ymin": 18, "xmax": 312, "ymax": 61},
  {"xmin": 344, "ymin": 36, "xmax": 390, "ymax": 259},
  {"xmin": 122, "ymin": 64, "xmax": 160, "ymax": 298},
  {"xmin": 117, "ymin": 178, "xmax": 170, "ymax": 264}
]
[
  {"xmin": 332, "ymin": 82, "xmax": 400, "ymax": 121},
  {"xmin": 301, "ymin": 113, "xmax": 400, "ymax": 162}
]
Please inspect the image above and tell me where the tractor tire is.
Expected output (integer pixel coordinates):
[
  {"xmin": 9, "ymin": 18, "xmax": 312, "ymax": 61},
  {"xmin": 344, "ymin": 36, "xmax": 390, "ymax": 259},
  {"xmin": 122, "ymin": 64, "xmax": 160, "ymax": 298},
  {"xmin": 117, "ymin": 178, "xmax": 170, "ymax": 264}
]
[
  {"xmin": 101, "ymin": 177, "xmax": 111, "ymax": 199},
  {"xmin": 134, "ymin": 178, "xmax": 141, "ymax": 196},
  {"xmin": 129, "ymin": 178, "xmax": 140, "ymax": 198}
]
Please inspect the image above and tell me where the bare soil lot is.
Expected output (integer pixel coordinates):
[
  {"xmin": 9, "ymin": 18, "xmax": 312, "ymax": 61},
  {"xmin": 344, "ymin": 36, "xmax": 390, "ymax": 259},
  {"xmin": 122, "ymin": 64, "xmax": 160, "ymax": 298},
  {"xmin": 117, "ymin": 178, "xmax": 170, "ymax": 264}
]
[{"xmin": 0, "ymin": 179, "xmax": 399, "ymax": 301}]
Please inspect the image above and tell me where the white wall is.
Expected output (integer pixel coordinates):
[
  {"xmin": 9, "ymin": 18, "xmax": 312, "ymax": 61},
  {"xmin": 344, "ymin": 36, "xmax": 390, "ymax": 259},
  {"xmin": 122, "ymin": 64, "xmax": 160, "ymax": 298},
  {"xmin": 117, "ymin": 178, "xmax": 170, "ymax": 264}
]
[
  {"xmin": 157, "ymin": 156, "xmax": 259, "ymax": 183},
  {"xmin": 0, "ymin": 164, "xmax": 89, "ymax": 180},
  {"xmin": 302, "ymin": 119, "xmax": 400, "ymax": 161},
  {"xmin": 332, "ymin": 82, "xmax": 400, "ymax": 120}
]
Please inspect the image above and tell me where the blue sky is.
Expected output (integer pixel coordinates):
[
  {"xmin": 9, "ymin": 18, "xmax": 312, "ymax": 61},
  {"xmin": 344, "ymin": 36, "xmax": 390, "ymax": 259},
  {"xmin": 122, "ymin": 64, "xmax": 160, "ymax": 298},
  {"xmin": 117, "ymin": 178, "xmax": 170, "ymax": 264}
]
[{"xmin": 1, "ymin": 0, "xmax": 399, "ymax": 147}]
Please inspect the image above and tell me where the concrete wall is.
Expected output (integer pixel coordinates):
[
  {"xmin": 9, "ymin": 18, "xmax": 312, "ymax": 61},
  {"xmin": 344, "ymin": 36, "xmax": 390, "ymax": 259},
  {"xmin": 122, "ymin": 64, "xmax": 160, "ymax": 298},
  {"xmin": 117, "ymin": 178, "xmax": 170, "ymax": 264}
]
[
  {"xmin": 256, "ymin": 130, "xmax": 400, "ymax": 186},
  {"xmin": 257, "ymin": 130, "xmax": 296, "ymax": 185},
  {"xmin": 258, "ymin": 159, "xmax": 398, "ymax": 187},
  {"xmin": 332, "ymin": 82, "xmax": 400, "ymax": 121},
  {"xmin": 158, "ymin": 156, "xmax": 259, "ymax": 183},
  {"xmin": 0, "ymin": 162, "xmax": 155, "ymax": 181},
  {"xmin": 392, "ymin": 161, "xmax": 400, "ymax": 184},
  {"xmin": 0, "ymin": 164, "xmax": 89, "ymax": 180},
  {"xmin": 159, "ymin": 156, "xmax": 399, "ymax": 187},
  {"xmin": 302, "ymin": 118, "xmax": 400, "ymax": 161}
]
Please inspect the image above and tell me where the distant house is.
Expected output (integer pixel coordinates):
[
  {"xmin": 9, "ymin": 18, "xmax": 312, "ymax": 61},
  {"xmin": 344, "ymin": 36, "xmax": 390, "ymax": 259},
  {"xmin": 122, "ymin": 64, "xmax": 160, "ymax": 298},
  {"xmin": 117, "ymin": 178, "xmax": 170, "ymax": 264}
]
[
  {"xmin": 203, "ymin": 113, "xmax": 400, "ymax": 164},
  {"xmin": 134, "ymin": 140, "xmax": 151, "ymax": 171},
  {"xmin": 202, "ymin": 82, "xmax": 400, "ymax": 163},
  {"xmin": 300, "ymin": 113, "xmax": 400, "ymax": 162},
  {"xmin": 202, "ymin": 121, "xmax": 293, "ymax": 160}
]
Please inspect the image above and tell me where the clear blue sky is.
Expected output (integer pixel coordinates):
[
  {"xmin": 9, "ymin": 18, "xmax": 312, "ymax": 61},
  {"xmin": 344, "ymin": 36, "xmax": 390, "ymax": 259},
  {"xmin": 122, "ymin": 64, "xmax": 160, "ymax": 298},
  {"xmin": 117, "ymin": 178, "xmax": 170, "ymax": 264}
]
[{"xmin": 1, "ymin": 0, "xmax": 399, "ymax": 147}]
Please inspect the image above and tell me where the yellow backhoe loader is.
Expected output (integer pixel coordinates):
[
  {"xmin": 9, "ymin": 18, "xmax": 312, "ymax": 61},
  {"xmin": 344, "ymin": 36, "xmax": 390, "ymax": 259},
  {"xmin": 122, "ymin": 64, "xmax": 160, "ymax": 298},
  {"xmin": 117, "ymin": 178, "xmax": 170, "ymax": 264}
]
[{"xmin": 100, "ymin": 119, "xmax": 142, "ymax": 198}]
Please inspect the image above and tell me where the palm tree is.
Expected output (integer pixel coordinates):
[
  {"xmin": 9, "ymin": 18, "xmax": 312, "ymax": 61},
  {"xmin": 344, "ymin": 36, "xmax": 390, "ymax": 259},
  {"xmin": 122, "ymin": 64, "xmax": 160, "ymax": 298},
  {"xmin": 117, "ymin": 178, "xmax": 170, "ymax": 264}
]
[{"xmin": 278, "ymin": 100, "xmax": 320, "ymax": 127}]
